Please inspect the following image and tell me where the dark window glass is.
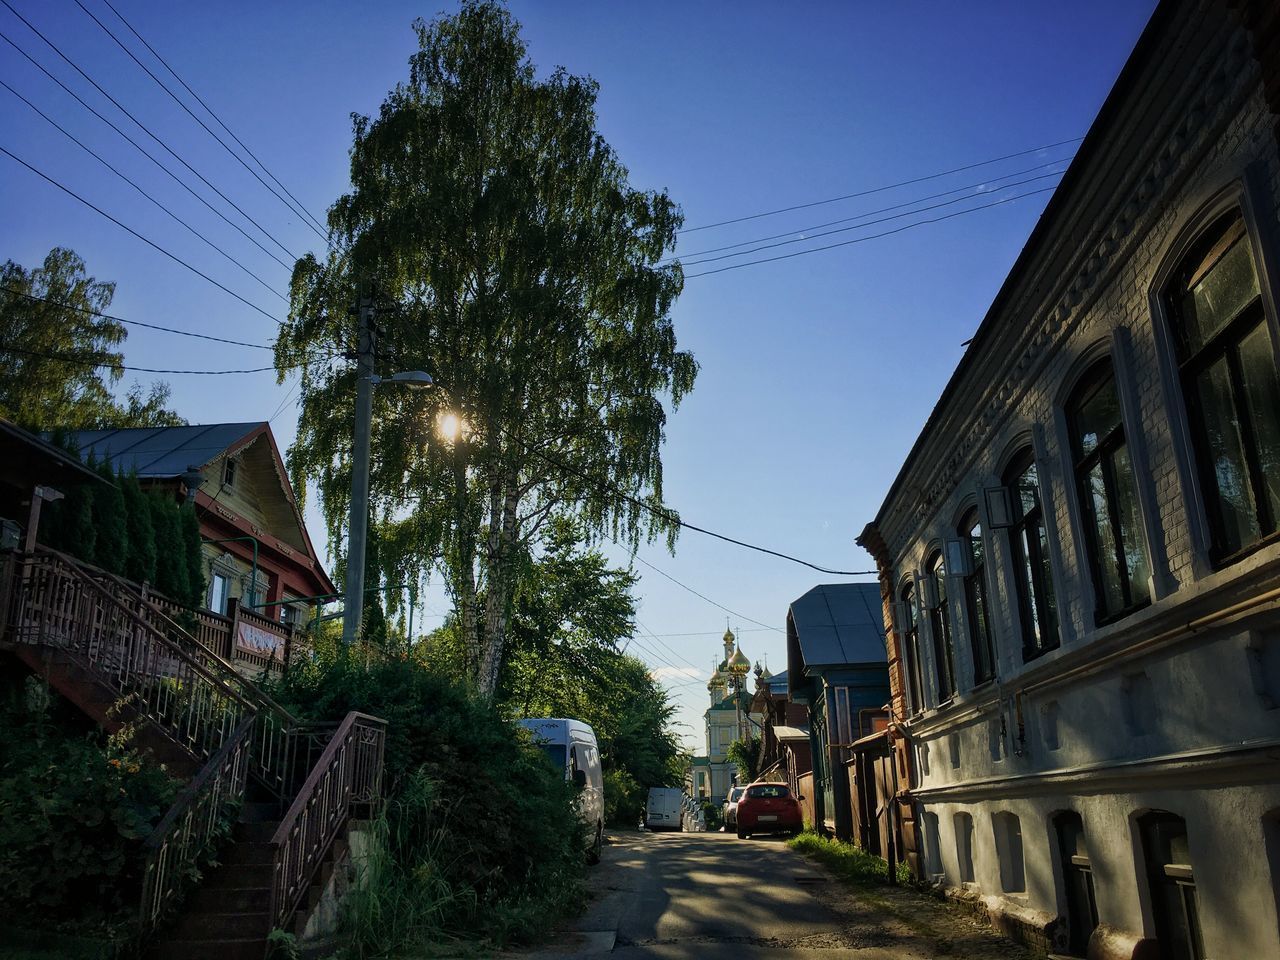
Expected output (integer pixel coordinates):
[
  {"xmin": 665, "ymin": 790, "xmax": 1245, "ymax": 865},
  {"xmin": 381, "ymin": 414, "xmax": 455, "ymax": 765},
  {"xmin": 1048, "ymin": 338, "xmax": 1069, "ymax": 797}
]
[
  {"xmin": 928, "ymin": 553, "xmax": 955, "ymax": 702},
  {"xmin": 1005, "ymin": 452, "xmax": 1059, "ymax": 659},
  {"xmin": 961, "ymin": 509, "xmax": 996, "ymax": 684},
  {"xmin": 1055, "ymin": 812, "xmax": 1099, "ymax": 955},
  {"xmin": 1068, "ymin": 364, "xmax": 1151, "ymax": 623},
  {"xmin": 1168, "ymin": 213, "xmax": 1280, "ymax": 562},
  {"xmin": 745, "ymin": 784, "xmax": 791, "ymax": 799},
  {"xmin": 901, "ymin": 581, "xmax": 925, "ymax": 713},
  {"xmin": 1140, "ymin": 813, "xmax": 1205, "ymax": 960}
]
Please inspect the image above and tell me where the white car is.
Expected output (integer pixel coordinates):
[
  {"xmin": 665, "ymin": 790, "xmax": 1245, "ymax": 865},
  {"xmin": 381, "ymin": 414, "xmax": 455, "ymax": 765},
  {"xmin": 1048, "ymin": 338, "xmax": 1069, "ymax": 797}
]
[
  {"xmin": 723, "ymin": 786, "xmax": 746, "ymax": 829},
  {"xmin": 517, "ymin": 718, "xmax": 605, "ymax": 863}
]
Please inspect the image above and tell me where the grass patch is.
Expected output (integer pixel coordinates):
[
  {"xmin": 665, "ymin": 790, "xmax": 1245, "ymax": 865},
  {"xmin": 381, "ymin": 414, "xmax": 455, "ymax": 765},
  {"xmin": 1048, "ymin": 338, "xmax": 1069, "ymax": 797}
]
[{"xmin": 787, "ymin": 830, "xmax": 913, "ymax": 886}]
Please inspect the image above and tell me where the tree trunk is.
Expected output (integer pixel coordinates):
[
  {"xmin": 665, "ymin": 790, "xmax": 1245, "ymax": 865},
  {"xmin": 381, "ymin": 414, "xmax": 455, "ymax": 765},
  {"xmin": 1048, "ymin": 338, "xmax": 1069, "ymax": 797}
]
[{"xmin": 478, "ymin": 474, "xmax": 522, "ymax": 699}]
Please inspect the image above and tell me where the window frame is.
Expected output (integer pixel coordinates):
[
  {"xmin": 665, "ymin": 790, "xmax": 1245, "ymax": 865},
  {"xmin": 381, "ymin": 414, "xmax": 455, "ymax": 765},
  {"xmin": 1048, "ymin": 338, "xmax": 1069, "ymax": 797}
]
[
  {"xmin": 1164, "ymin": 210, "xmax": 1280, "ymax": 566},
  {"xmin": 959, "ymin": 506, "xmax": 997, "ymax": 685},
  {"xmin": 1004, "ymin": 449, "xmax": 1060, "ymax": 660},
  {"xmin": 899, "ymin": 579, "xmax": 926, "ymax": 715},
  {"xmin": 926, "ymin": 551, "xmax": 956, "ymax": 703},
  {"xmin": 1067, "ymin": 361, "xmax": 1152, "ymax": 625}
]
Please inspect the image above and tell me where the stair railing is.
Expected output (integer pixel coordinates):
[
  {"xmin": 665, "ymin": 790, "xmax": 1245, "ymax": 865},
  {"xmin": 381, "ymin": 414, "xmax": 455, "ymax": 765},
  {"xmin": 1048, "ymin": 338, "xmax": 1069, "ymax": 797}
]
[
  {"xmin": 83, "ymin": 562, "xmax": 338, "ymax": 802},
  {"xmin": 269, "ymin": 712, "xmax": 386, "ymax": 930},
  {"xmin": 5, "ymin": 550, "xmax": 256, "ymax": 764},
  {"xmin": 140, "ymin": 713, "xmax": 256, "ymax": 930}
]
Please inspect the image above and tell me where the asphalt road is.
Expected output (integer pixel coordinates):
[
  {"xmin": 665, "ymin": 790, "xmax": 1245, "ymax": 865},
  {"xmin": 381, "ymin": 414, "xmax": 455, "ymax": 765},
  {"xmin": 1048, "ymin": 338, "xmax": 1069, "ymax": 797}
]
[{"xmin": 518, "ymin": 829, "xmax": 938, "ymax": 960}]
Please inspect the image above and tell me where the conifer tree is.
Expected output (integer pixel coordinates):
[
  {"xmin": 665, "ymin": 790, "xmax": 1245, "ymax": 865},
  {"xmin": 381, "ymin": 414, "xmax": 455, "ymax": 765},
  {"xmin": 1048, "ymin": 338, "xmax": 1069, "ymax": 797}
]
[{"xmin": 120, "ymin": 473, "xmax": 156, "ymax": 586}]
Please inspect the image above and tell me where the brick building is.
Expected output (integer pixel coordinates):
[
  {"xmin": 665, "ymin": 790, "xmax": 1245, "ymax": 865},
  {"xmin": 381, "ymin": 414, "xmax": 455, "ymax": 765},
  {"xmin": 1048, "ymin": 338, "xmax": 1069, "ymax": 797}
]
[{"xmin": 857, "ymin": 1, "xmax": 1280, "ymax": 957}]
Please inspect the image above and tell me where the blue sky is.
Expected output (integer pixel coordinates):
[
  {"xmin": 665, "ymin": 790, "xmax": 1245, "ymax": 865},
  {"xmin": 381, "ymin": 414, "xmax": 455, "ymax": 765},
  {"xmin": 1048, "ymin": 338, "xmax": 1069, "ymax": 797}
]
[{"xmin": 0, "ymin": 0, "xmax": 1156, "ymax": 747}]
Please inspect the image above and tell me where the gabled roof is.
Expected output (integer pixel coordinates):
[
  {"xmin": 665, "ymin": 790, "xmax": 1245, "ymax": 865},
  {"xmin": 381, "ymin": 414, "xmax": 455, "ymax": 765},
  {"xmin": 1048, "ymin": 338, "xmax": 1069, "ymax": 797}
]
[
  {"xmin": 69, "ymin": 423, "xmax": 262, "ymax": 478},
  {"xmin": 787, "ymin": 583, "xmax": 886, "ymax": 678},
  {"xmin": 766, "ymin": 670, "xmax": 789, "ymax": 695}
]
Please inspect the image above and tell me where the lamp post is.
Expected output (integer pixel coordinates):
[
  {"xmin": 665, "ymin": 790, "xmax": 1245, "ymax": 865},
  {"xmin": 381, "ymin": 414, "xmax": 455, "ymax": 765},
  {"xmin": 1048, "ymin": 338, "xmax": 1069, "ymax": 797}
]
[{"xmin": 341, "ymin": 366, "xmax": 433, "ymax": 647}]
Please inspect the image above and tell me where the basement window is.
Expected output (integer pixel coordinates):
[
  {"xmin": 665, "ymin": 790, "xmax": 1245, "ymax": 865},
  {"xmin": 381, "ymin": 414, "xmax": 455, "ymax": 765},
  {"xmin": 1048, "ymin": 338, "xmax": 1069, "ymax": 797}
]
[{"xmin": 993, "ymin": 811, "xmax": 1026, "ymax": 893}]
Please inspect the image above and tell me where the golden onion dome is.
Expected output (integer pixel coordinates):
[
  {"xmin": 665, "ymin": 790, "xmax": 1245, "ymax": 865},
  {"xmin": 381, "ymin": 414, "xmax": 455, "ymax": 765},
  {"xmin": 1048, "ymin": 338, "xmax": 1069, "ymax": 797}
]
[{"xmin": 727, "ymin": 645, "xmax": 751, "ymax": 675}]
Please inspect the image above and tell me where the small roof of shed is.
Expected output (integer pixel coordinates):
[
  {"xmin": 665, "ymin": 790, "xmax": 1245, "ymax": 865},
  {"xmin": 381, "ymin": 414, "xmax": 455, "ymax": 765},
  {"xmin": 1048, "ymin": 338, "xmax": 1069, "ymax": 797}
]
[{"xmin": 786, "ymin": 582, "xmax": 886, "ymax": 681}]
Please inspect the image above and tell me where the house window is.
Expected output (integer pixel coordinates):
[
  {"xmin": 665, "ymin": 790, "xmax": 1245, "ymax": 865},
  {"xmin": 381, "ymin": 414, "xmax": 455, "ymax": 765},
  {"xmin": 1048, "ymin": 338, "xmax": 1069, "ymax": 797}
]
[
  {"xmin": 1166, "ymin": 211, "xmax": 1280, "ymax": 563},
  {"xmin": 960, "ymin": 508, "xmax": 996, "ymax": 684},
  {"xmin": 927, "ymin": 552, "xmax": 955, "ymax": 702},
  {"xmin": 832, "ymin": 686, "xmax": 854, "ymax": 744},
  {"xmin": 1055, "ymin": 811, "xmax": 1099, "ymax": 955},
  {"xmin": 922, "ymin": 811, "xmax": 943, "ymax": 879},
  {"xmin": 209, "ymin": 572, "xmax": 230, "ymax": 615},
  {"xmin": 900, "ymin": 580, "xmax": 925, "ymax": 714},
  {"xmin": 993, "ymin": 811, "xmax": 1026, "ymax": 893},
  {"xmin": 1005, "ymin": 450, "xmax": 1059, "ymax": 658},
  {"xmin": 1139, "ymin": 812, "xmax": 1205, "ymax": 960},
  {"xmin": 1067, "ymin": 362, "xmax": 1152, "ymax": 623},
  {"xmin": 222, "ymin": 456, "xmax": 238, "ymax": 488},
  {"xmin": 954, "ymin": 812, "xmax": 976, "ymax": 883}
]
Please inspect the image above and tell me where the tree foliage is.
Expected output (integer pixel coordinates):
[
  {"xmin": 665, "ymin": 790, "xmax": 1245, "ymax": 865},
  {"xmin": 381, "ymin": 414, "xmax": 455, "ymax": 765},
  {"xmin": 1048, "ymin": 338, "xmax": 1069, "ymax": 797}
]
[
  {"xmin": 276, "ymin": 1, "xmax": 695, "ymax": 697},
  {"xmin": 727, "ymin": 735, "xmax": 762, "ymax": 784},
  {"xmin": 0, "ymin": 248, "xmax": 184, "ymax": 429}
]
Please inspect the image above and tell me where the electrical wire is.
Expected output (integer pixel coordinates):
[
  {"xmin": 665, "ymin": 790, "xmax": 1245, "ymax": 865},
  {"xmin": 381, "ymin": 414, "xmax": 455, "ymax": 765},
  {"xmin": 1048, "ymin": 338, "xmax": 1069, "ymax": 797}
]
[
  {"xmin": 679, "ymin": 171, "xmax": 1064, "ymax": 269},
  {"xmin": 0, "ymin": 0, "xmax": 298, "ymax": 261},
  {"xmin": 96, "ymin": 0, "xmax": 328, "ymax": 237},
  {"xmin": 0, "ymin": 343, "xmax": 276, "ymax": 374},
  {"xmin": 0, "ymin": 77, "xmax": 288, "ymax": 303},
  {"xmin": 0, "ymin": 288, "xmax": 272, "ymax": 349},
  {"xmin": 664, "ymin": 159, "xmax": 1070, "ymax": 264},
  {"xmin": 684, "ymin": 185, "xmax": 1058, "ymax": 279},
  {"xmin": 633, "ymin": 615, "xmax": 709, "ymax": 674},
  {"xmin": 0, "ymin": 144, "xmax": 286, "ymax": 326},
  {"xmin": 0, "ymin": 29, "xmax": 293, "ymax": 271},
  {"xmin": 72, "ymin": 0, "xmax": 327, "ymax": 242},
  {"xmin": 678, "ymin": 136, "xmax": 1083, "ymax": 233},
  {"xmin": 630, "ymin": 554, "xmax": 784, "ymax": 633}
]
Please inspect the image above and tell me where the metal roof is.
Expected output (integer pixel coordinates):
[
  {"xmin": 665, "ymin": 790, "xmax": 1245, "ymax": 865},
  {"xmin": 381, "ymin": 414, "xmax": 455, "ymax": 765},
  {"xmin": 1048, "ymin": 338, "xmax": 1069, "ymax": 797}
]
[
  {"xmin": 766, "ymin": 670, "xmax": 789, "ymax": 695},
  {"xmin": 772, "ymin": 724, "xmax": 810, "ymax": 742},
  {"xmin": 68, "ymin": 423, "xmax": 263, "ymax": 478},
  {"xmin": 787, "ymin": 582, "xmax": 886, "ymax": 669}
]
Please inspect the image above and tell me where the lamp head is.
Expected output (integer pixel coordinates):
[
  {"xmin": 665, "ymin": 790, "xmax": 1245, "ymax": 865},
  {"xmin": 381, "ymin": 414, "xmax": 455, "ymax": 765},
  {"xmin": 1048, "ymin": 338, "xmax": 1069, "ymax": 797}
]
[{"xmin": 386, "ymin": 370, "xmax": 433, "ymax": 390}]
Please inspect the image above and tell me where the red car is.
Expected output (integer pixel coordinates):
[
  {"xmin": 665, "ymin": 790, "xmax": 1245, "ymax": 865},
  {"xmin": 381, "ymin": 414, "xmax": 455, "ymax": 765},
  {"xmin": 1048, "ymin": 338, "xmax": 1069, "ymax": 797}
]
[{"xmin": 735, "ymin": 781, "xmax": 803, "ymax": 839}]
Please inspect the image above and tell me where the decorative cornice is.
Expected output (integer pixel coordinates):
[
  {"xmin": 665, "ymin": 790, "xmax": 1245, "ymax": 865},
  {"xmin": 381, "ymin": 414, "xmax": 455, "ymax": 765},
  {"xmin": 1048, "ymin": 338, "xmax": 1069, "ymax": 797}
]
[{"xmin": 879, "ymin": 15, "xmax": 1257, "ymax": 554}]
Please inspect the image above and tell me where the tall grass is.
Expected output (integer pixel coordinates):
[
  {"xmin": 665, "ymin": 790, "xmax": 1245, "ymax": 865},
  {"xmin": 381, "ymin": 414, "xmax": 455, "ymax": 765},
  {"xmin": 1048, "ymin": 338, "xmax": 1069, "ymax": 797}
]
[{"xmin": 788, "ymin": 831, "xmax": 914, "ymax": 887}]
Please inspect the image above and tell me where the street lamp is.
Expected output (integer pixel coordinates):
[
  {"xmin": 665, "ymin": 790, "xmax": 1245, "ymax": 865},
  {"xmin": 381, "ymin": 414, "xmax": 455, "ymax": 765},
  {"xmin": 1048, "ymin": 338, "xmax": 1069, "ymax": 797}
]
[{"xmin": 342, "ymin": 367, "xmax": 433, "ymax": 647}]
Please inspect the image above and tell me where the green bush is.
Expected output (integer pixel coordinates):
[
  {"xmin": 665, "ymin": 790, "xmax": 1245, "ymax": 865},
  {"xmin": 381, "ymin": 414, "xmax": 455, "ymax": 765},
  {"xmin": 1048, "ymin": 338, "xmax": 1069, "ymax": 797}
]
[
  {"xmin": 265, "ymin": 646, "xmax": 585, "ymax": 952},
  {"xmin": 0, "ymin": 678, "xmax": 177, "ymax": 933},
  {"xmin": 602, "ymin": 767, "xmax": 640, "ymax": 827}
]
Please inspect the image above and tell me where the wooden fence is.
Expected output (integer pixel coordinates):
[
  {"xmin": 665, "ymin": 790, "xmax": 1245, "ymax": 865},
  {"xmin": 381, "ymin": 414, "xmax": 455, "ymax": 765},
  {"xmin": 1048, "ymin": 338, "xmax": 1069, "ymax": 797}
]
[{"xmin": 796, "ymin": 771, "xmax": 816, "ymax": 831}]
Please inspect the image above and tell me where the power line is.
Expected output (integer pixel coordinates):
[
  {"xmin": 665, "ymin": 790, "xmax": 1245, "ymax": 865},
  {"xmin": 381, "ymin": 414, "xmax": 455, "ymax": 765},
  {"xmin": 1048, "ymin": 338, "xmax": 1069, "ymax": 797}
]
[
  {"xmin": 631, "ymin": 554, "xmax": 782, "ymax": 633},
  {"xmin": 0, "ymin": 0, "xmax": 298, "ymax": 261},
  {"xmin": 1, "ymin": 288, "xmax": 272, "ymax": 349},
  {"xmin": 684, "ymin": 185, "xmax": 1058, "ymax": 279},
  {"xmin": 0, "ymin": 343, "xmax": 276, "ymax": 374},
  {"xmin": 666, "ymin": 159, "xmax": 1070, "ymax": 264},
  {"xmin": 0, "ymin": 76, "xmax": 288, "ymax": 304},
  {"xmin": 0, "ymin": 144, "xmax": 286, "ymax": 326},
  {"xmin": 678, "ymin": 136, "xmax": 1083, "ymax": 233},
  {"xmin": 96, "ymin": 0, "xmax": 328, "ymax": 237},
  {"xmin": 492, "ymin": 422, "xmax": 872, "ymax": 576},
  {"xmin": 633, "ymin": 615, "xmax": 708, "ymax": 675},
  {"xmin": 72, "ymin": 0, "xmax": 327, "ymax": 242},
  {"xmin": 679, "ymin": 172, "xmax": 1064, "ymax": 269},
  {"xmin": 0, "ymin": 28, "xmax": 293, "ymax": 271}
]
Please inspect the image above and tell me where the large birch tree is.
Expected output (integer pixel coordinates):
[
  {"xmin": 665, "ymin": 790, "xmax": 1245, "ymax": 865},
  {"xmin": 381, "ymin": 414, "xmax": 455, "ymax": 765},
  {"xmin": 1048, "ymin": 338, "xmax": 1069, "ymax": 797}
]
[{"xmin": 276, "ymin": 2, "xmax": 695, "ymax": 697}]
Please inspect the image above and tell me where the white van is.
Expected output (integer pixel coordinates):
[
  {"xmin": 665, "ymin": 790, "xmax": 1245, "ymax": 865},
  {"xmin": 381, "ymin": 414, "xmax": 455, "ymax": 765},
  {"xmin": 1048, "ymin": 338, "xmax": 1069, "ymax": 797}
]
[
  {"xmin": 517, "ymin": 718, "xmax": 605, "ymax": 863},
  {"xmin": 646, "ymin": 787, "xmax": 685, "ymax": 831}
]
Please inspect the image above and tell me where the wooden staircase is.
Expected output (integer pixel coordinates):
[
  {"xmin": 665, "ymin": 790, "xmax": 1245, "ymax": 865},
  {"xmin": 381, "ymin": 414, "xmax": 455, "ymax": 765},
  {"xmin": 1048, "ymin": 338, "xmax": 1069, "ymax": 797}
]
[{"xmin": 0, "ymin": 549, "xmax": 386, "ymax": 959}]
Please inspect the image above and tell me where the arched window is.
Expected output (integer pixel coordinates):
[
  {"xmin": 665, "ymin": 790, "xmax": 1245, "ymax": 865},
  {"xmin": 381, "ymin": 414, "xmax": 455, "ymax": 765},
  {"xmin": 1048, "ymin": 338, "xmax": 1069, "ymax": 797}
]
[
  {"xmin": 1067, "ymin": 362, "xmax": 1152, "ymax": 622},
  {"xmin": 993, "ymin": 811, "xmax": 1026, "ymax": 893},
  {"xmin": 1139, "ymin": 812, "xmax": 1205, "ymax": 960},
  {"xmin": 899, "ymin": 580, "xmax": 925, "ymax": 714},
  {"xmin": 1054, "ymin": 811, "xmax": 1099, "ymax": 955},
  {"xmin": 926, "ymin": 552, "xmax": 955, "ymax": 702},
  {"xmin": 1004, "ymin": 450, "xmax": 1059, "ymax": 658},
  {"xmin": 960, "ymin": 508, "xmax": 996, "ymax": 684},
  {"xmin": 1166, "ymin": 211, "xmax": 1280, "ymax": 562},
  {"xmin": 954, "ymin": 811, "xmax": 975, "ymax": 883}
]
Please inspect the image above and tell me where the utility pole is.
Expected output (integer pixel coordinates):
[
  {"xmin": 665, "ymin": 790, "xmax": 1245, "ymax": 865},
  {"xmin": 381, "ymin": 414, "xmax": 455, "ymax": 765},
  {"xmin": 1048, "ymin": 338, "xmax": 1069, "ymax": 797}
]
[{"xmin": 342, "ymin": 289, "xmax": 376, "ymax": 646}]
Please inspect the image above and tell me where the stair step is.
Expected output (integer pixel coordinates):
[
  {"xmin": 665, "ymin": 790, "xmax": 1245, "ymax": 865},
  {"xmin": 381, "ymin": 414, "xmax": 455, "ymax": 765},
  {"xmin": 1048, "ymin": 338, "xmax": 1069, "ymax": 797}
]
[
  {"xmin": 224, "ymin": 842, "xmax": 272, "ymax": 865},
  {"xmin": 149, "ymin": 937, "xmax": 267, "ymax": 960},
  {"xmin": 201, "ymin": 862, "xmax": 273, "ymax": 889},
  {"xmin": 234, "ymin": 821, "xmax": 278, "ymax": 844},
  {"xmin": 240, "ymin": 801, "xmax": 281, "ymax": 824},
  {"xmin": 170, "ymin": 909, "xmax": 271, "ymax": 940},
  {"xmin": 188, "ymin": 884, "xmax": 270, "ymax": 914}
]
